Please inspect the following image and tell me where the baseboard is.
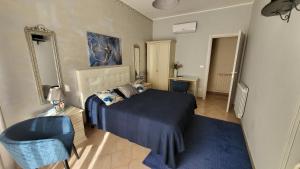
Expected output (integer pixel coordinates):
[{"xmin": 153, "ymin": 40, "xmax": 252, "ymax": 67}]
[
  {"xmin": 241, "ymin": 123, "xmax": 256, "ymax": 169},
  {"xmin": 207, "ymin": 91, "xmax": 229, "ymax": 96}
]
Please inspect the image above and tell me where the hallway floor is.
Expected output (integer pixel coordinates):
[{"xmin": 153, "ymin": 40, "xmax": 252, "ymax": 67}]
[{"xmin": 196, "ymin": 93, "xmax": 240, "ymax": 124}]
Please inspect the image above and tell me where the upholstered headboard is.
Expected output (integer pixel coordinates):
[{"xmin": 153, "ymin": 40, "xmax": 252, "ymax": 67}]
[{"xmin": 76, "ymin": 66, "xmax": 130, "ymax": 108}]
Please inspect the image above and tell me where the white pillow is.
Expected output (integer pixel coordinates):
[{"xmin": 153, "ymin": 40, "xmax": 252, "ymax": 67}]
[
  {"xmin": 96, "ymin": 90, "xmax": 124, "ymax": 106},
  {"xmin": 117, "ymin": 84, "xmax": 138, "ymax": 98}
]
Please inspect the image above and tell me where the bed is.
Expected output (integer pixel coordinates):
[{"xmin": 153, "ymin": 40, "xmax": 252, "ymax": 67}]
[{"xmin": 76, "ymin": 66, "xmax": 197, "ymax": 168}]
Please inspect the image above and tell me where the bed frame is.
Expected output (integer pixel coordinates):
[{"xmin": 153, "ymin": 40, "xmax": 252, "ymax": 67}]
[{"xmin": 76, "ymin": 66, "xmax": 130, "ymax": 108}]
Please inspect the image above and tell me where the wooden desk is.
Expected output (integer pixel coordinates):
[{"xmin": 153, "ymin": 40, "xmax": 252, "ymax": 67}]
[{"xmin": 169, "ymin": 76, "xmax": 199, "ymax": 97}]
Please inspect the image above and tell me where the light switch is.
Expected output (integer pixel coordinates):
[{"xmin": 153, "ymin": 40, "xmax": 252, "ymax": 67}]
[
  {"xmin": 64, "ymin": 84, "xmax": 71, "ymax": 92},
  {"xmin": 200, "ymin": 65, "xmax": 205, "ymax": 69}
]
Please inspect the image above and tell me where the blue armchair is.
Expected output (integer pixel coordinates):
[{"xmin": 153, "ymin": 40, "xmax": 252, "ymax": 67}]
[{"xmin": 0, "ymin": 116, "xmax": 80, "ymax": 169}]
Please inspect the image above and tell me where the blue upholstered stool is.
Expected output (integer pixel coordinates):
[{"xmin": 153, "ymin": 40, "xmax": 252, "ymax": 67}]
[
  {"xmin": 170, "ymin": 80, "xmax": 190, "ymax": 93},
  {"xmin": 0, "ymin": 116, "xmax": 80, "ymax": 169}
]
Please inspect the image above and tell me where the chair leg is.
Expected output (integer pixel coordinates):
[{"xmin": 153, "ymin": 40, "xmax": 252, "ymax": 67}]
[
  {"xmin": 72, "ymin": 143, "xmax": 80, "ymax": 159},
  {"xmin": 63, "ymin": 160, "xmax": 70, "ymax": 169}
]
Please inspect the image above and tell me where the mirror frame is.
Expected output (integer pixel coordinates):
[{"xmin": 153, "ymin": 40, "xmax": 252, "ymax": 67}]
[
  {"xmin": 24, "ymin": 25, "xmax": 63, "ymax": 104},
  {"xmin": 133, "ymin": 44, "xmax": 140, "ymax": 80}
]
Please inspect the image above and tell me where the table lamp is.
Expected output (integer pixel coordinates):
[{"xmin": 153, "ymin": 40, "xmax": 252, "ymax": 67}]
[{"xmin": 47, "ymin": 86, "xmax": 65, "ymax": 113}]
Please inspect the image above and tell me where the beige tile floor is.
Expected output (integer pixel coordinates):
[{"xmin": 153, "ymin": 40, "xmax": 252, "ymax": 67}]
[
  {"xmin": 42, "ymin": 93, "xmax": 240, "ymax": 169},
  {"xmin": 196, "ymin": 93, "xmax": 240, "ymax": 124},
  {"xmin": 42, "ymin": 128, "xmax": 151, "ymax": 169}
]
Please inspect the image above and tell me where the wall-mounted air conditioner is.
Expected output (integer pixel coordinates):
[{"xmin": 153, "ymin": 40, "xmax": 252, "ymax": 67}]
[{"xmin": 172, "ymin": 22, "xmax": 197, "ymax": 34}]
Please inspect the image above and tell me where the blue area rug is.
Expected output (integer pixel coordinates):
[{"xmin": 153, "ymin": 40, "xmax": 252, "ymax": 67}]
[{"xmin": 143, "ymin": 115, "xmax": 252, "ymax": 169}]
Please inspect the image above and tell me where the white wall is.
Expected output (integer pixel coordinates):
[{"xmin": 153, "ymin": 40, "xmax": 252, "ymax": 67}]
[
  {"xmin": 153, "ymin": 4, "xmax": 253, "ymax": 97},
  {"xmin": 240, "ymin": 0, "xmax": 300, "ymax": 169},
  {"xmin": 0, "ymin": 0, "xmax": 152, "ymax": 127}
]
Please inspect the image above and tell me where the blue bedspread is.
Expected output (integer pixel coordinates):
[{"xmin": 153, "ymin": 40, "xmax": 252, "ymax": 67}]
[{"xmin": 85, "ymin": 89, "xmax": 197, "ymax": 168}]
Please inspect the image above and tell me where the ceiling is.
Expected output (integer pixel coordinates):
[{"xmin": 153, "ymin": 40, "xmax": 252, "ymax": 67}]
[{"xmin": 120, "ymin": 0, "xmax": 254, "ymax": 20}]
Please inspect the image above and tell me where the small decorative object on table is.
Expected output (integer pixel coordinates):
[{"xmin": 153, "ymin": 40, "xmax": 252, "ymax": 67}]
[
  {"xmin": 47, "ymin": 86, "xmax": 65, "ymax": 113},
  {"xmin": 138, "ymin": 71, "xmax": 146, "ymax": 82},
  {"xmin": 173, "ymin": 62, "xmax": 183, "ymax": 77},
  {"xmin": 133, "ymin": 79, "xmax": 146, "ymax": 93}
]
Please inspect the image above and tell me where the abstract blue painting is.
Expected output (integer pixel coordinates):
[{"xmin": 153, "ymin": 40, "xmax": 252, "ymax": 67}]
[{"xmin": 87, "ymin": 32, "xmax": 122, "ymax": 67}]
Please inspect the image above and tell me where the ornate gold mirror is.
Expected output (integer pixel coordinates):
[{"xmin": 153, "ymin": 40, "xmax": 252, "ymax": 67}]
[
  {"xmin": 24, "ymin": 25, "xmax": 63, "ymax": 104},
  {"xmin": 134, "ymin": 45, "xmax": 140, "ymax": 80}
]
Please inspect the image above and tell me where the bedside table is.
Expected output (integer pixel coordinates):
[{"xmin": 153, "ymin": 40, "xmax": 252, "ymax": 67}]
[
  {"xmin": 143, "ymin": 82, "xmax": 152, "ymax": 89},
  {"xmin": 39, "ymin": 106, "xmax": 87, "ymax": 146}
]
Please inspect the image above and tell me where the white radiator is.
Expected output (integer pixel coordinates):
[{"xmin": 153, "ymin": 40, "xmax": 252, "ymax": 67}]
[
  {"xmin": 208, "ymin": 73, "xmax": 231, "ymax": 93},
  {"xmin": 216, "ymin": 73, "xmax": 232, "ymax": 93},
  {"xmin": 234, "ymin": 82, "xmax": 249, "ymax": 119}
]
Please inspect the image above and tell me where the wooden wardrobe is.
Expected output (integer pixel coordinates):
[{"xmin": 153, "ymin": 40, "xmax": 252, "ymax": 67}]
[{"xmin": 146, "ymin": 40, "xmax": 175, "ymax": 91}]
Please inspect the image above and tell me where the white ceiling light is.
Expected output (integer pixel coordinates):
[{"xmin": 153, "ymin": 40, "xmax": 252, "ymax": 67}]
[{"xmin": 152, "ymin": 0, "xmax": 180, "ymax": 10}]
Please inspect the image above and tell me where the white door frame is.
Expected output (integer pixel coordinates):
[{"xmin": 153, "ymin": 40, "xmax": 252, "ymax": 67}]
[
  {"xmin": 202, "ymin": 32, "xmax": 240, "ymax": 100},
  {"xmin": 226, "ymin": 31, "xmax": 244, "ymax": 112}
]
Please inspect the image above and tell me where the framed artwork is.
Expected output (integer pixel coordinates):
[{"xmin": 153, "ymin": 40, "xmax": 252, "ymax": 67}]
[{"xmin": 87, "ymin": 32, "xmax": 122, "ymax": 67}]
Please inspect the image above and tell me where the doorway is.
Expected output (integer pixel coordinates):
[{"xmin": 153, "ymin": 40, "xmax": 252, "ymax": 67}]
[
  {"xmin": 207, "ymin": 37, "xmax": 237, "ymax": 96},
  {"xmin": 203, "ymin": 31, "xmax": 245, "ymax": 113}
]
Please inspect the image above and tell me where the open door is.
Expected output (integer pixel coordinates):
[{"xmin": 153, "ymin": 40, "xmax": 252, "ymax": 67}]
[{"xmin": 226, "ymin": 31, "xmax": 245, "ymax": 112}]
